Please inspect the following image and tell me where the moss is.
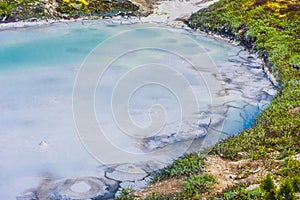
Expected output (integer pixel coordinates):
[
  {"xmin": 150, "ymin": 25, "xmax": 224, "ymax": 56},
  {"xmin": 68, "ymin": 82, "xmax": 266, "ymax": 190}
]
[{"xmin": 260, "ymin": 174, "xmax": 277, "ymax": 200}]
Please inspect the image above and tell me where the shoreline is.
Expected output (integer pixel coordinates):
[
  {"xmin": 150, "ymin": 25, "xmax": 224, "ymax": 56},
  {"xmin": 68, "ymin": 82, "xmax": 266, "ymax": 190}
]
[
  {"xmin": 0, "ymin": 0, "xmax": 219, "ymax": 29},
  {"xmin": 7, "ymin": 22, "xmax": 276, "ymax": 198},
  {"xmin": 1, "ymin": 0, "xmax": 286, "ymax": 199}
]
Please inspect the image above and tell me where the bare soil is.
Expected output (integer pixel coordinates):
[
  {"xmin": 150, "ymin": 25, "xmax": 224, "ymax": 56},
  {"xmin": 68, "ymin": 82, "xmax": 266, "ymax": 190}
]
[
  {"xmin": 133, "ymin": 176, "xmax": 185, "ymax": 199},
  {"xmin": 132, "ymin": 155, "xmax": 278, "ymax": 198}
]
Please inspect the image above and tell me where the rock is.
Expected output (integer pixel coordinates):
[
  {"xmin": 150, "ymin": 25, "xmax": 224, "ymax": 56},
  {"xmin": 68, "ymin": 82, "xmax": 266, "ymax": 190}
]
[
  {"xmin": 105, "ymin": 163, "xmax": 148, "ymax": 181},
  {"xmin": 140, "ymin": 113, "xmax": 211, "ymax": 151},
  {"xmin": 119, "ymin": 179, "xmax": 148, "ymax": 191},
  {"xmin": 16, "ymin": 190, "xmax": 37, "ymax": 200},
  {"xmin": 237, "ymin": 152, "xmax": 248, "ymax": 158},
  {"xmin": 263, "ymin": 88, "xmax": 277, "ymax": 96},
  {"xmin": 143, "ymin": 138, "xmax": 169, "ymax": 150},
  {"xmin": 250, "ymin": 167, "xmax": 261, "ymax": 174},
  {"xmin": 115, "ymin": 176, "xmax": 151, "ymax": 198},
  {"xmin": 246, "ymin": 184, "xmax": 259, "ymax": 191},
  {"xmin": 198, "ymin": 113, "xmax": 211, "ymax": 127},
  {"xmin": 142, "ymin": 125, "xmax": 208, "ymax": 151}
]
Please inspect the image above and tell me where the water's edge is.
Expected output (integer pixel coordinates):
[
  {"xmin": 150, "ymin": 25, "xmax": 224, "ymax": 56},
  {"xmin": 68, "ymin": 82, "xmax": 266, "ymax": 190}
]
[{"xmin": 0, "ymin": 1, "xmax": 278, "ymax": 199}]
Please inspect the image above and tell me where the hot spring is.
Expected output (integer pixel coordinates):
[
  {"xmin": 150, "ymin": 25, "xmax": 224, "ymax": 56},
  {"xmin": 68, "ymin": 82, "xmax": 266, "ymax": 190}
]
[{"xmin": 0, "ymin": 21, "xmax": 276, "ymax": 199}]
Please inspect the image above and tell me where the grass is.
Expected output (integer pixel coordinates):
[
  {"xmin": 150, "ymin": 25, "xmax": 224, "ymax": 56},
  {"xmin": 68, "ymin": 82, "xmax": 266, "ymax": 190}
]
[
  {"xmin": 213, "ymin": 183, "xmax": 262, "ymax": 200},
  {"xmin": 117, "ymin": 153, "xmax": 213, "ymax": 199},
  {"xmin": 150, "ymin": 153, "xmax": 206, "ymax": 183},
  {"xmin": 188, "ymin": 0, "xmax": 300, "ymax": 164},
  {"xmin": 181, "ymin": 174, "xmax": 216, "ymax": 198}
]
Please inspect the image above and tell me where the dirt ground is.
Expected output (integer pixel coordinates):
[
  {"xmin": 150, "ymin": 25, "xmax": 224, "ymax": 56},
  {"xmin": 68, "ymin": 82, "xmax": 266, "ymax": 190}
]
[{"xmin": 132, "ymin": 155, "xmax": 276, "ymax": 199}]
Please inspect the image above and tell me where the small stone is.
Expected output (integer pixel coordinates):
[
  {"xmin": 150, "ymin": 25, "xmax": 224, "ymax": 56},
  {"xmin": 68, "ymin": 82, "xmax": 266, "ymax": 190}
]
[
  {"xmin": 119, "ymin": 179, "xmax": 147, "ymax": 191},
  {"xmin": 250, "ymin": 167, "xmax": 261, "ymax": 174},
  {"xmin": 38, "ymin": 140, "xmax": 48, "ymax": 147},
  {"xmin": 237, "ymin": 152, "xmax": 248, "ymax": 157},
  {"xmin": 292, "ymin": 154, "xmax": 300, "ymax": 161},
  {"xmin": 263, "ymin": 88, "xmax": 277, "ymax": 96},
  {"xmin": 246, "ymin": 184, "xmax": 259, "ymax": 190}
]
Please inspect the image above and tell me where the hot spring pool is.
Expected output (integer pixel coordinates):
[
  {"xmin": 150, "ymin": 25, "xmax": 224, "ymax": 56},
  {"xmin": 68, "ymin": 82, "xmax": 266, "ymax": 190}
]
[{"xmin": 0, "ymin": 21, "xmax": 276, "ymax": 199}]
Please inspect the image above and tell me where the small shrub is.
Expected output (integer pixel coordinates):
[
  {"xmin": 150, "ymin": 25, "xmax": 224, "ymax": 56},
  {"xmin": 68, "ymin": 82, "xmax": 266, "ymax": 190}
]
[
  {"xmin": 277, "ymin": 179, "xmax": 296, "ymax": 200},
  {"xmin": 260, "ymin": 174, "xmax": 277, "ymax": 200},
  {"xmin": 259, "ymin": 174, "xmax": 299, "ymax": 200},
  {"xmin": 183, "ymin": 174, "xmax": 215, "ymax": 197},
  {"xmin": 151, "ymin": 153, "xmax": 206, "ymax": 182}
]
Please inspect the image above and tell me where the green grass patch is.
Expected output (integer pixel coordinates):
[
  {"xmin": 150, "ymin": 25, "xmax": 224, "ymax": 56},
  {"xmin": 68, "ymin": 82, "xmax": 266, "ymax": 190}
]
[
  {"xmin": 151, "ymin": 153, "xmax": 206, "ymax": 182},
  {"xmin": 180, "ymin": 174, "xmax": 216, "ymax": 198},
  {"xmin": 188, "ymin": 0, "xmax": 300, "ymax": 162},
  {"xmin": 213, "ymin": 183, "xmax": 262, "ymax": 200}
]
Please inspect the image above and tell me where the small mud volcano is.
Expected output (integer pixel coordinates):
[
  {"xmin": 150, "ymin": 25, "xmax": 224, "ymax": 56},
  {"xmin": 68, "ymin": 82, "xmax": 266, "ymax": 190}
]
[{"xmin": 17, "ymin": 177, "xmax": 118, "ymax": 200}]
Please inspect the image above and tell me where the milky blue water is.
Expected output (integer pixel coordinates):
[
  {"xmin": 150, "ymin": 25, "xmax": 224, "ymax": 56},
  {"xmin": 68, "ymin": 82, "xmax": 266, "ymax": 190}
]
[{"xmin": 0, "ymin": 21, "xmax": 274, "ymax": 199}]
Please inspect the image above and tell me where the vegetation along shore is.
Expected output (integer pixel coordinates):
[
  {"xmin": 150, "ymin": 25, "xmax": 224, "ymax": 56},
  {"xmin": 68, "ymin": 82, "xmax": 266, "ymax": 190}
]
[{"xmin": 0, "ymin": 0, "xmax": 142, "ymax": 22}]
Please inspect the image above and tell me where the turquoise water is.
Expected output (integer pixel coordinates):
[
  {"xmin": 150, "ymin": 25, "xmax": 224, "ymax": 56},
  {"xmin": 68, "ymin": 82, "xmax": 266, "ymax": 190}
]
[
  {"xmin": 0, "ymin": 21, "xmax": 274, "ymax": 199},
  {"xmin": 0, "ymin": 27, "xmax": 110, "ymax": 70}
]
